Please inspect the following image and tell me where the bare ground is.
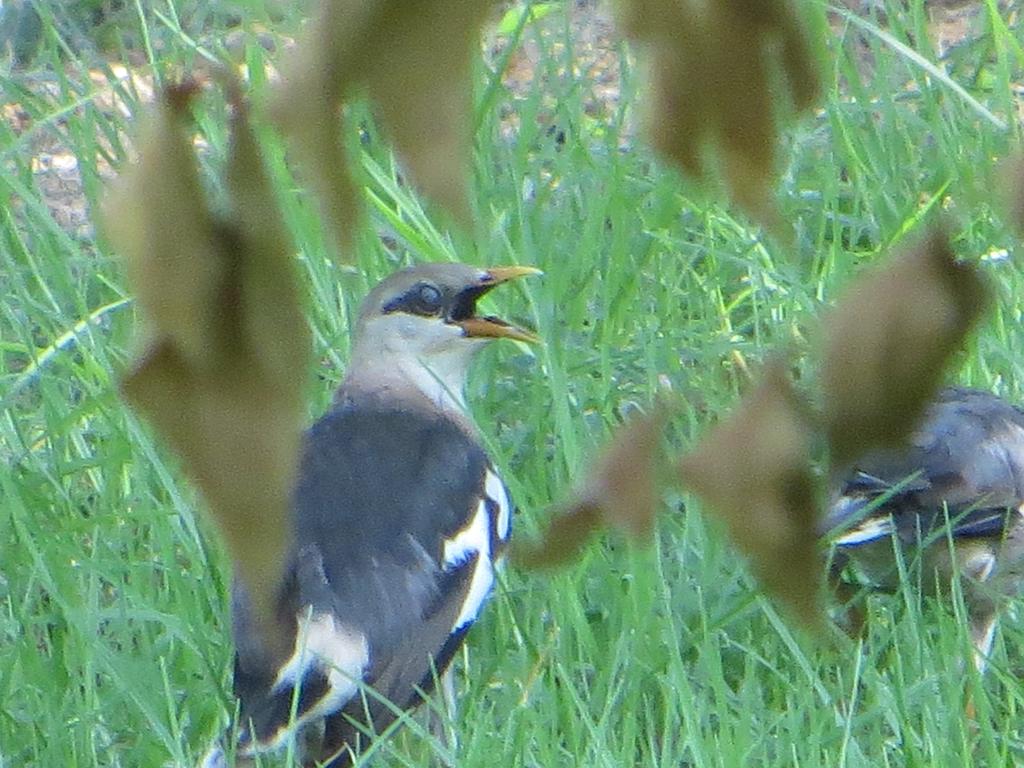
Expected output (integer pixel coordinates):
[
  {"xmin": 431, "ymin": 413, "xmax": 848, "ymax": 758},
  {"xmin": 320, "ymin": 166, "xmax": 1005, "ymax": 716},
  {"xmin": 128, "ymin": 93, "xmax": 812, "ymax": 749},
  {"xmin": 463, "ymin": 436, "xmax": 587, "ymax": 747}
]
[{"xmin": 2, "ymin": 0, "xmax": 1017, "ymax": 240}]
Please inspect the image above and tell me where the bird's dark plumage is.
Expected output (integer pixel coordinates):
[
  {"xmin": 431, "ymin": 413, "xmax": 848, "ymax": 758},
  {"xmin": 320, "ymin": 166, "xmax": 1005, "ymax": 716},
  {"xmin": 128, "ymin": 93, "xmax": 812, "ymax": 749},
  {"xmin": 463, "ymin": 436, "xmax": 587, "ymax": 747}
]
[
  {"xmin": 826, "ymin": 387, "xmax": 1024, "ymax": 547},
  {"xmin": 200, "ymin": 263, "xmax": 535, "ymax": 767},
  {"xmin": 215, "ymin": 401, "xmax": 512, "ymax": 766},
  {"xmin": 825, "ymin": 386, "xmax": 1024, "ymax": 666}
]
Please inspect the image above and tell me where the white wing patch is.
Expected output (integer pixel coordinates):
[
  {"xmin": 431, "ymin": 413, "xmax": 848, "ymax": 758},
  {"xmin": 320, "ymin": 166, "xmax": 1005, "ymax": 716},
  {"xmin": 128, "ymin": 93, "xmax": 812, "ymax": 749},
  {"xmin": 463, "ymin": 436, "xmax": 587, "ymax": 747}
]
[
  {"xmin": 833, "ymin": 515, "xmax": 894, "ymax": 546},
  {"xmin": 441, "ymin": 468, "xmax": 514, "ymax": 633},
  {"xmin": 443, "ymin": 495, "xmax": 494, "ymax": 632},
  {"xmin": 486, "ymin": 468, "xmax": 512, "ymax": 544},
  {"xmin": 451, "ymin": 547, "xmax": 495, "ymax": 632},
  {"xmin": 443, "ymin": 496, "xmax": 492, "ymax": 567},
  {"xmin": 252, "ymin": 611, "xmax": 369, "ymax": 753}
]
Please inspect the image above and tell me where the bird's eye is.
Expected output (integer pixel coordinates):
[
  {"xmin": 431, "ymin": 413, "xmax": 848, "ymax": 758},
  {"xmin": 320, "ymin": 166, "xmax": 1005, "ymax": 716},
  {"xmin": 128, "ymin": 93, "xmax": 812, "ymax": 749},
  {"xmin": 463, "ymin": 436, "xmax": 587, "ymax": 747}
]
[
  {"xmin": 413, "ymin": 283, "xmax": 442, "ymax": 314},
  {"xmin": 381, "ymin": 282, "xmax": 446, "ymax": 317}
]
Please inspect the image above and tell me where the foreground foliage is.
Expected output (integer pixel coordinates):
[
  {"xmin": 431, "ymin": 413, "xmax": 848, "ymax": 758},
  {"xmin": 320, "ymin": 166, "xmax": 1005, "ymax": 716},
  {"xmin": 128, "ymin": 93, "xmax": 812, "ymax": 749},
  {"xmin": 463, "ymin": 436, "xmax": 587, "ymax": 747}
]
[{"xmin": 2, "ymin": 1, "xmax": 1023, "ymax": 765}]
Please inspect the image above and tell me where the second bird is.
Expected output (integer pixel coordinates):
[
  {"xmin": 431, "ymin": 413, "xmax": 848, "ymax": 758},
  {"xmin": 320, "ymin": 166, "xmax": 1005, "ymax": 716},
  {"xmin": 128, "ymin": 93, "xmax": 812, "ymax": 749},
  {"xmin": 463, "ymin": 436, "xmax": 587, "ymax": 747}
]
[{"xmin": 825, "ymin": 386, "xmax": 1024, "ymax": 671}]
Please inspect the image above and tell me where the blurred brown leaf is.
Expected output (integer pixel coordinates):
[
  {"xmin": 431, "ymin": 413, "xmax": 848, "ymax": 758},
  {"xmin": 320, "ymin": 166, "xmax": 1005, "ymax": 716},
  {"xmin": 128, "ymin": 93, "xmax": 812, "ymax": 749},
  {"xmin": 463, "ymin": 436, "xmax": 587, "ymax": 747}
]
[
  {"xmin": 105, "ymin": 83, "xmax": 308, "ymax": 656},
  {"xmin": 822, "ymin": 229, "xmax": 989, "ymax": 467},
  {"xmin": 269, "ymin": 0, "xmax": 491, "ymax": 258},
  {"xmin": 515, "ymin": 405, "xmax": 666, "ymax": 569},
  {"xmin": 1003, "ymin": 154, "xmax": 1024, "ymax": 236},
  {"xmin": 104, "ymin": 82, "xmax": 223, "ymax": 368},
  {"xmin": 618, "ymin": 0, "xmax": 819, "ymax": 228},
  {"xmin": 677, "ymin": 361, "xmax": 822, "ymax": 628}
]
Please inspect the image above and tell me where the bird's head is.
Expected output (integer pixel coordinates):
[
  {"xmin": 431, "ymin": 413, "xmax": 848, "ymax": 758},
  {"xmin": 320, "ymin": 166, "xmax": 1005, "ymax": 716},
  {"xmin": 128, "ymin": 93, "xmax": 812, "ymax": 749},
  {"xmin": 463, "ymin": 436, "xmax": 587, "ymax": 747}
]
[{"xmin": 348, "ymin": 263, "xmax": 540, "ymax": 405}]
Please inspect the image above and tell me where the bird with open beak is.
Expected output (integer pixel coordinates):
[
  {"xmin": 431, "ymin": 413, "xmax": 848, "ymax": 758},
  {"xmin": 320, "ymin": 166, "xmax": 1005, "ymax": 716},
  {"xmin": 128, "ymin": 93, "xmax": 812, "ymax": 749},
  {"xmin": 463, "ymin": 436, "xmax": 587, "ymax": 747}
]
[{"xmin": 201, "ymin": 263, "xmax": 540, "ymax": 767}]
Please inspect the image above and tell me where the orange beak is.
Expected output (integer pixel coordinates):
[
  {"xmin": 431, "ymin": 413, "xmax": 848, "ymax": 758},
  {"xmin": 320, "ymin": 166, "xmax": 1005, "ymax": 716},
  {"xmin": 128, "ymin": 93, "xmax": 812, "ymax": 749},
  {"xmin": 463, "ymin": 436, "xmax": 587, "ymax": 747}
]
[
  {"xmin": 482, "ymin": 265, "xmax": 544, "ymax": 284},
  {"xmin": 455, "ymin": 265, "xmax": 542, "ymax": 343}
]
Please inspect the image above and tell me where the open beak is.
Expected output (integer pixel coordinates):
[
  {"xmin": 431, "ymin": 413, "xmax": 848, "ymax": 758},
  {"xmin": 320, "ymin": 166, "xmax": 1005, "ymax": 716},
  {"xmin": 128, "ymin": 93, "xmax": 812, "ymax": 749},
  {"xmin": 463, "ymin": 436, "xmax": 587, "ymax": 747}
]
[
  {"xmin": 483, "ymin": 265, "xmax": 544, "ymax": 284},
  {"xmin": 454, "ymin": 265, "xmax": 542, "ymax": 343}
]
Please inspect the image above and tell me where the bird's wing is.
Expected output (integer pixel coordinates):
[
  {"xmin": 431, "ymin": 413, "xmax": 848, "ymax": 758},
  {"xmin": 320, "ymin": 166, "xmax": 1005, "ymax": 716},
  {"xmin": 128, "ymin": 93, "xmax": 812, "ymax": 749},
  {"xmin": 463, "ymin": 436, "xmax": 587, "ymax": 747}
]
[
  {"xmin": 828, "ymin": 388, "xmax": 1024, "ymax": 547},
  {"xmin": 230, "ymin": 403, "xmax": 512, "ymax": 761}
]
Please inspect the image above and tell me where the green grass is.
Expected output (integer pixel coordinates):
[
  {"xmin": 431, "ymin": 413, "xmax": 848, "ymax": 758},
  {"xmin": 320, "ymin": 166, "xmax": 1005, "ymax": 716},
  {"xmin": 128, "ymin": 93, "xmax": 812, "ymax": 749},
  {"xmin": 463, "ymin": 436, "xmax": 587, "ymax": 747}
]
[{"xmin": 2, "ymin": 0, "xmax": 1024, "ymax": 765}]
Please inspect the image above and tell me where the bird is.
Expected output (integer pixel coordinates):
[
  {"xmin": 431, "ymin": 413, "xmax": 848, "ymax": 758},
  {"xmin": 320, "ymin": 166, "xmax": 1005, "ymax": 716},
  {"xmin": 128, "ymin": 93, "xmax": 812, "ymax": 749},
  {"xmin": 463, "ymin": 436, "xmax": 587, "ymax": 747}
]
[
  {"xmin": 200, "ymin": 262, "xmax": 540, "ymax": 767},
  {"xmin": 823, "ymin": 386, "xmax": 1024, "ymax": 671}
]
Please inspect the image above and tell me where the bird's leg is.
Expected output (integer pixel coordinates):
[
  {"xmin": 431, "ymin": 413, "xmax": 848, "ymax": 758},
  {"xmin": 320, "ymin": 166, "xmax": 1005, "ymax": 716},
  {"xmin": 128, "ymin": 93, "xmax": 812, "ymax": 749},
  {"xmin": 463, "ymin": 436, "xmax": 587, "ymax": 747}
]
[
  {"xmin": 959, "ymin": 548, "xmax": 999, "ymax": 673},
  {"xmin": 828, "ymin": 552, "xmax": 868, "ymax": 637},
  {"xmin": 960, "ymin": 556, "xmax": 999, "ymax": 722},
  {"xmin": 963, "ymin": 606, "xmax": 997, "ymax": 722},
  {"xmin": 414, "ymin": 666, "xmax": 460, "ymax": 765},
  {"xmin": 431, "ymin": 668, "xmax": 459, "ymax": 753},
  {"xmin": 440, "ymin": 668, "xmax": 458, "ymax": 723},
  {"xmin": 969, "ymin": 608, "xmax": 998, "ymax": 675},
  {"xmin": 396, "ymin": 666, "xmax": 461, "ymax": 766}
]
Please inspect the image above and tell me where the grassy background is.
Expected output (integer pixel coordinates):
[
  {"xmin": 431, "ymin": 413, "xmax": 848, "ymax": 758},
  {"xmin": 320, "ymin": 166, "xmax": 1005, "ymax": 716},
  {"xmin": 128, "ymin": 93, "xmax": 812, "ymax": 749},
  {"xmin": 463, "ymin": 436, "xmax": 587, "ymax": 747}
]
[{"xmin": 3, "ymin": 0, "xmax": 1024, "ymax": 765}]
